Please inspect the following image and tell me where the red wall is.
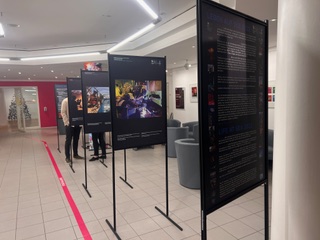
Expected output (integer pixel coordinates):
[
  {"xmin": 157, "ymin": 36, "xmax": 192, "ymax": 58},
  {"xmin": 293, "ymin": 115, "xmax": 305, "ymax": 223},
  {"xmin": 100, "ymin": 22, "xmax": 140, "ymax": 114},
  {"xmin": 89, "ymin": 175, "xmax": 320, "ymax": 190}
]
[{"xmin": 0, "ymin": 81, "xmax": 65, "ymax": 127}]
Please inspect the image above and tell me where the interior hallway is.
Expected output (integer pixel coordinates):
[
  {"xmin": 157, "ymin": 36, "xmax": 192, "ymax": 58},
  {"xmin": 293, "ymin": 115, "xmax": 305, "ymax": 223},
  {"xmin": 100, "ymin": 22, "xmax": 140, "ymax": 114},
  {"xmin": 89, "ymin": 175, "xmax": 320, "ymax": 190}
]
[{"xmin": 0, "ymin": 128, "xmax": 271, "ymax": 240}]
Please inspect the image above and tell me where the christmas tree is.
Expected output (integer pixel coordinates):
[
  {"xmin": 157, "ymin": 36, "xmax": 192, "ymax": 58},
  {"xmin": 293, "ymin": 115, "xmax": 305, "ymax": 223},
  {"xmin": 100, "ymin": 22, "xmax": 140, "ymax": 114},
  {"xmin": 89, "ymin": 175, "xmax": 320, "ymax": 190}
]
[{"xmin": 8, "ymin": 95, "xmax": 31, "ymax": 120}]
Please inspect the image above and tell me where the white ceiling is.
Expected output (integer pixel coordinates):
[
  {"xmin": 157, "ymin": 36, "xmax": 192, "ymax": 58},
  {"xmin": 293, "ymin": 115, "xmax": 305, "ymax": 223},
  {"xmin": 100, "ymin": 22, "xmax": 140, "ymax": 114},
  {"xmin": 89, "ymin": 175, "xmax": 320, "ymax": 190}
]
[{"xmin": 0, "ymin": 0, "xmax": 277, "ymax": 81}]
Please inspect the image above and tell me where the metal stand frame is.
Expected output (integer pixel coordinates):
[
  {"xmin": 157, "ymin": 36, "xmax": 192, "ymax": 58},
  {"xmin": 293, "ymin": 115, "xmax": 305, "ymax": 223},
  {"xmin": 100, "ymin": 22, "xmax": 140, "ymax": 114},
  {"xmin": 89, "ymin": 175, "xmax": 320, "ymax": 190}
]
[
  {"xmin": 119, "ymin": 149, "xmax": 133, "ymax": 189},
  {"xmin": 155, "ymin": 144, "xmax": 183, "ymax": 231},
  {"xmin": 105, "ymin": 149, "xmax": 121, "ymax": 240},
  {"xmin": 82, "ymin": 133, "xmax": 91, "ymax": 198},
  {"xmin": 56, "ymin": 119, "xmax": 61, "ymax": 153}
]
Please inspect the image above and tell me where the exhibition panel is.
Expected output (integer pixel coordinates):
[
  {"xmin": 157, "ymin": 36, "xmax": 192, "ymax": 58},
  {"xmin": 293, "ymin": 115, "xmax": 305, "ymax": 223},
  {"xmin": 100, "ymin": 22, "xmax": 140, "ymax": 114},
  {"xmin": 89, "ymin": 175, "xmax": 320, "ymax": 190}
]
[
  {"xmin": 197, "ymin": 1, "xmax": 269, "ymax": 239},
  {"xmin": 81, "ymin": 70, "xmax": 111, "ymax": 134},
  {"xmin": 108, "ymin": 54, "xmax": 167, "ymax": 150},
  {"xmin": 66, "ymin": 78, "xmax": 83, "ymax": 126}
]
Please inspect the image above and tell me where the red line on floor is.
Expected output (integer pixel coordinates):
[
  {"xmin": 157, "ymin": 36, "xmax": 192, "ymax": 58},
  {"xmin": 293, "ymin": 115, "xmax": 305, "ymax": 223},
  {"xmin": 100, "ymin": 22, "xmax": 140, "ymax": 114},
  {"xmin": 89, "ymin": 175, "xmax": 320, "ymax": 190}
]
[{"xmin": 42, "ymin": 141, "xmax": 92, "ymax": 240}]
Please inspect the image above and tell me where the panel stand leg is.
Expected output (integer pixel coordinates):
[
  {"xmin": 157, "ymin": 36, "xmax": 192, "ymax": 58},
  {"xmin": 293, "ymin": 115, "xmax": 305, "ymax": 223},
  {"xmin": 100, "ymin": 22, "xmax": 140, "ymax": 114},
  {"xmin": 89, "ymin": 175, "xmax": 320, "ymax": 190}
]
[
  {"xmin": 106, "ymin": 149, "xmax": 121, "ymax": 240},
  {"xmin": 264, "ymin": 181, "xmax": 269, "ymax": 240},
  {"xmin": 82, "ymin": 133, "xmax": 91, "ymax": 198},
  {"xmin": 69, "ymin": 146, "xmax": 75, "ymax": 173},
  {"xmin": 119, "ymin": 149, "xmax": 133, "ymax": 189},
  {"xmin": 99, "ymin": 157, "xmax": 108, "ymax": 168},
  {"xmin": 56, "ymin": 121, "xmax": 61, "ymax": 153},
  {"xmin": 155, "ymin": 144, "xmax": 183, "ymax": 231},
  {"xmin": 201, "ymin": 211, "xmax": 207, "ymax": 240}
]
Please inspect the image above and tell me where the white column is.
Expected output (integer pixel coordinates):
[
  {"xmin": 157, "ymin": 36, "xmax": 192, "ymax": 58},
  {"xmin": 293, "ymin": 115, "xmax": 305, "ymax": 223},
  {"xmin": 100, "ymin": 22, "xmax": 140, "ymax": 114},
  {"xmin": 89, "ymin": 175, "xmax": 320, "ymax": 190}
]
[
  {"xmin": 0, "ymin": 89, "xmax": 8, "ymax": 127},
  {"xmin": 271, "ymin": 0, "xmax": 320, "ymax": 240}
]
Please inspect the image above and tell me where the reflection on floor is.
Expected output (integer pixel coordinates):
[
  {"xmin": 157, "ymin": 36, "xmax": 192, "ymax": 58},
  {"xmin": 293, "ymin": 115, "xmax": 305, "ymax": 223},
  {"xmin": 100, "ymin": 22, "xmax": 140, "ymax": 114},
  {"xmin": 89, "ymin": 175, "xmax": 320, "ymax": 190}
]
[{"xmin": 0, "ymin": 128, "xmax": 272, "ymax": 240}]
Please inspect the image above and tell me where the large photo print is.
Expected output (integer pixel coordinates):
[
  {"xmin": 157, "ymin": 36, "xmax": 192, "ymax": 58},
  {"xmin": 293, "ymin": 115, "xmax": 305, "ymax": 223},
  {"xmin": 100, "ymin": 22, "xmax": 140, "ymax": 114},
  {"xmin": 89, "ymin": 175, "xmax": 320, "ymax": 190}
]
[
  {"xmin": 86, "ymin": 87, "xmax": 110, "ymax": 114},
  {"xmin": 115, "ymin": 79, "xmax": 162, "ymax": 119}
]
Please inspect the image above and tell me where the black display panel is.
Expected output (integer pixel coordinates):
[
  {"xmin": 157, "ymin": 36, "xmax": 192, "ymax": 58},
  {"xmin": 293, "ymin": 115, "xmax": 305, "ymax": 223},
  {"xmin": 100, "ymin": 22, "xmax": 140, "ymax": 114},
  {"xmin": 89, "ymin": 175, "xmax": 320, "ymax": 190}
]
[
  {"xmin": 198, "ymin": 0, "xmax": 268, "ymax": 214},
  {"xmin": 81, "ymin": 71, "xmax": 111, "ymax": 133},
  {"xmin": 54, "ymin": 84, "xmax": 68, "ymax": 119},
  {"xmin": 67, "ymin": 78, "xmax": 83, "ymax": 126},
  {"xmin": 108, "ymin": 54, "xmax": 167, "ymax": 150}
]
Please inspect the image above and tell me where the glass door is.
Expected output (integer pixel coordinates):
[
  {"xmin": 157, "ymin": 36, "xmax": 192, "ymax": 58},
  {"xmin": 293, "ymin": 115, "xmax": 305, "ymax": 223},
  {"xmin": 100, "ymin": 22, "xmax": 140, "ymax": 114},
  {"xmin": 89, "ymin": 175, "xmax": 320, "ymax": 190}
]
[{"xmin": 21, "ymin": 87, "xmax": 40, "ymax": 128}]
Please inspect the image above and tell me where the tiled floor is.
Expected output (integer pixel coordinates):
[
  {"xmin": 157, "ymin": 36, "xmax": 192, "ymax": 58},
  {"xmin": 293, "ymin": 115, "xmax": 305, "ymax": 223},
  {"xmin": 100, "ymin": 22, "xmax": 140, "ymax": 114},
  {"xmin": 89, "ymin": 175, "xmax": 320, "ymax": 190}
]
[{"xmin": 0, "ymin": 128, "xmax": 272, "ymax": 240}]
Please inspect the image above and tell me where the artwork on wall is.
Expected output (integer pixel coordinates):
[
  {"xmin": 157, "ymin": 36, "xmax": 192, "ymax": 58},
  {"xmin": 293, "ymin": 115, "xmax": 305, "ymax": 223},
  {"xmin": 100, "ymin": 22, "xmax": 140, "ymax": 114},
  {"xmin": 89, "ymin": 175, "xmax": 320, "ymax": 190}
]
[
  {"xmin": 190, "ymin": 83, "xmax": 198, "ymax": 103},
  {"xmin": 268, "ymin": 81, "xmax": 276, "ymax": 108},
  {"xmin": 175, "ymin": 87, "xmax": 185, "ymax": 109}
]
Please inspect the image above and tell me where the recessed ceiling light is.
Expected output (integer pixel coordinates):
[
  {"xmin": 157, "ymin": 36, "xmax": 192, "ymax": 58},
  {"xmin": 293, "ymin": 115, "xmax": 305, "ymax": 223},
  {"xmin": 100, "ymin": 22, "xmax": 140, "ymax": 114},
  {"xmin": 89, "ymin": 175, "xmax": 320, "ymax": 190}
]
[
  {"xmin": 7, "ymin": 23, "xmax": 20, "ymax": 28},
  {"xmin": 40, "ymin": 66, "xmax": 43, "ymax": 69},
  {"xmin": 61, "ymin": 73, "xmax": 63, "ymax": 76},
  {"xmin": 51, "ymin": 70, "xmax": 54, "ymax": 73},
  {"xmin": 174, "ymin": 62, "xmax": 176, "ymax": 64},
  {"xmin": 28, "ymin": 78, "xmax": 31, "ymax": 80},
  {"xmin": 4, "ymin": 76, "xmax": 6, "ymax": 78},
  {"xmin": 18, "ymin": 72, "xmax": 21, "ymax": 74},
  {"xmin": 33, "ymin": 74, "xmax": 36, "ymax": 76},
  {"xmin": 77, "ymin": 76, "xmax": 80, "ymax": 78},
  {"xmin": 55, "ymin": 76, "xmax": 58, "ymax": 79},
  {"xmin": 8, "ymin": 69, "xmax": 10, "ymax": 71},
  {"xmin": 192, "ymin": 45, "xmax": 195, "ymax": 48}
]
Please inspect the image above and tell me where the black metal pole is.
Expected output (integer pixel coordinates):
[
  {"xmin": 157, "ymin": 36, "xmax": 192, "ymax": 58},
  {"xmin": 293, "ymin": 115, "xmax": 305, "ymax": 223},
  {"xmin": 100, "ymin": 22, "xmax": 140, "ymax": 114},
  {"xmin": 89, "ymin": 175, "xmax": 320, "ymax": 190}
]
[
  {"xmin": 119, "ymin": 149, "xmax": 133, "ymax": 189},
  {"xmin": 82, "ymin": 132, "xmax": 91, "ymax": 197},
  {"xmin": 154, "ymin": 144, "xmax": 183, "ymax": 231},
  {"xmin": 105, "ymin": 149, "xmax": 121, "ymax": 240},
  {"xmin": 264, "ymin": 181, "xmax": 269, "ymax": 240},
  {"xmin": 165, "ymin": 143, "xmax": 169, "ymax": 215},
  {"xmin": 57, "ymin": 120, "xmax": 61, "ymax": 152},
  {"xmin": 201, "ymin": 210, "xmax": 207, "ymax": 240}
]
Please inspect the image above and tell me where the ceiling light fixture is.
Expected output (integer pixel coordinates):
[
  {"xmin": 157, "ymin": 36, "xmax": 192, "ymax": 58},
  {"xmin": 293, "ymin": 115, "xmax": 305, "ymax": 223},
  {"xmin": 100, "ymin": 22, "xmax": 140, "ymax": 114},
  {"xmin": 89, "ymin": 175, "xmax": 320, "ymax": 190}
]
[
  {"xmin": 0, "ymin": 22, "xmax": 4, "ymax": 37},
  {"xmin": 107, "ymin": 23, "xmax": 155, "ymax": 53},
  {"xmin": 0, "ymin": 57, "xmax": 10, "ymax": 61},
  {"xmin": 21, "ymin": 52, "xmax": 101, "ymax": 61},
  {"xmin": 184, "ymin": 60, "xmax": 191, "ymax": 70},
  {"xmin": 136, "ymin": 0, "xmax": 158, "ymax": 19}
]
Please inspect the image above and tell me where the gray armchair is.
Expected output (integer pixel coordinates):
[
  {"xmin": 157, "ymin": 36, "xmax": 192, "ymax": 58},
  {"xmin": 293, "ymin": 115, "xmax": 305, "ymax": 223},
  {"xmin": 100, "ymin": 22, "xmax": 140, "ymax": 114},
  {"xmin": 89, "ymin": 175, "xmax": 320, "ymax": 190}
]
[
  {"xmin": 182, "ymin": 121, "xmax": 198, "ymax": 138},
  {"xmin": 175, "ymin": 137, "xmax": 200, "ymax": 189},
  {"xmin": 167, "ymin": 127, "xmax": 189, "ymax": 158},
  {"xmin": 167, "ymin": 119, "xmax": 181, "ymax": 127}
]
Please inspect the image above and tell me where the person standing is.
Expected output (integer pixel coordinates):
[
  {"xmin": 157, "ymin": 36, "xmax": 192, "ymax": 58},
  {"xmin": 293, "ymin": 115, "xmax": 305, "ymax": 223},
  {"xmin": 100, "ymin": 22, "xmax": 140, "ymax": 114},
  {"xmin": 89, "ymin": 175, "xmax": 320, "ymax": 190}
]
[
  {"xmin": 61, "ymin": 97, "xmax": 83, "ymax": 163},
  {"xmin": 89, "ymin": 132, "xmax": 106, "ymax": 161}
]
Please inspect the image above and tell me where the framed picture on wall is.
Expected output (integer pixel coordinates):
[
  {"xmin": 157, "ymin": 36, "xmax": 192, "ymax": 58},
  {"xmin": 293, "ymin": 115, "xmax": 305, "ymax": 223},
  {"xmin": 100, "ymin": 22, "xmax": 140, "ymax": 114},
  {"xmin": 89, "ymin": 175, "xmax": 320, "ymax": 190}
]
[
  {"xmin": 190, "ymin": 83, "xmax": 198, "ymax": 103},
  {"xmin": 268, "ymin": 81, "xmax": 276, "ymax": 108},
  {"xmin": 175, "ymin": 87, "xmax": 185, "ymax": 109}
]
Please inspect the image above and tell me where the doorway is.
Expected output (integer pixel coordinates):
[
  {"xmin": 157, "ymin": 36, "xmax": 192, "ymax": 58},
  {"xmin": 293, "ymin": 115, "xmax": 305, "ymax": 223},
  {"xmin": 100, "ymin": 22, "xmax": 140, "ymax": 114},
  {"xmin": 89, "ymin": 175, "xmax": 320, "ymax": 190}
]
[{"xmin": 0, "ymin": 87, "xmax": 40, "ymax": 132}]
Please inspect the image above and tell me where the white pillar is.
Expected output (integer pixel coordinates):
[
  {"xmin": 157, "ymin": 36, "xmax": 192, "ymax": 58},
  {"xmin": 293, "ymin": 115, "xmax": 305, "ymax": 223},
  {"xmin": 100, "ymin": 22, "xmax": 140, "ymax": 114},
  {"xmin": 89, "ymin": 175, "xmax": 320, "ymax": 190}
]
[
  {"xmin": 271, "ymin": 0, "xmax": 320, "ymax": 240},
  {"xmin": 0, "ymin": 89, "xmax": 8, "ymax": 127}
]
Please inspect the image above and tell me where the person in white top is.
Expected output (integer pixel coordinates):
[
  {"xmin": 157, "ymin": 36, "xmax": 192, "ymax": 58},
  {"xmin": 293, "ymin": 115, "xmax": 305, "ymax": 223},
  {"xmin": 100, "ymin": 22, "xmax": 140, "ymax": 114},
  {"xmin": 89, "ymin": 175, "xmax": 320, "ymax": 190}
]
[{"xmin": 61, "ymin": 97, "xmax": 83, "ymax": 163}]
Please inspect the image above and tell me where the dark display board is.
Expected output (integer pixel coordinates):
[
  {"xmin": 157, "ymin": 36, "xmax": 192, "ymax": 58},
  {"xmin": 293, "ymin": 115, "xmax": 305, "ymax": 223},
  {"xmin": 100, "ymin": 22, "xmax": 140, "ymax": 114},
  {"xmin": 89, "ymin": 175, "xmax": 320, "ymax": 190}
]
[
  {"xmin": 67, "ymin": 78, "xmax": 83, "ymax": 126},
  {"xmin": 81, "ymin": 71, "xmax": 111, "ymax": 133},
  {"xmin": 54, "ymin": 84, "xmax": 68, "ymax": 134},
  {"xmin": 198, "ymin": 0, "xmax": 268, "ymax": 214},
  {"xmin": 175, "ymin": 87, "xmax": 185, "ymax": 109},
  {"xmin": 54, "ymin": 84, "xmax": 68, "ymax": 119},
  {"xmin": 108, "ymin": 54, "xmax": 167, "ymax": 150}
]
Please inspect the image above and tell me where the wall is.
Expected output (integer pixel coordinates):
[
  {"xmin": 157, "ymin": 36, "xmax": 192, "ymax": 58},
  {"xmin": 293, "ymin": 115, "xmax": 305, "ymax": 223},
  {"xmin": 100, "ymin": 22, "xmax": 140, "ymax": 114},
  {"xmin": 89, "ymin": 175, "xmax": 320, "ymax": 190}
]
[
  {"xmin": 169, "ymin": 66, "xmax": 198, "ymax": 123},
  {"xmin": 268, "ymin": 48, "xmax": 277, "ymax": 130},
  {"xmin": 0, "ymin": 81, "xmax": 65, "ymax": 127}
]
